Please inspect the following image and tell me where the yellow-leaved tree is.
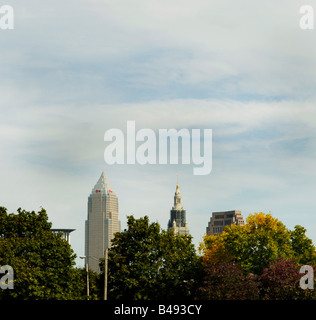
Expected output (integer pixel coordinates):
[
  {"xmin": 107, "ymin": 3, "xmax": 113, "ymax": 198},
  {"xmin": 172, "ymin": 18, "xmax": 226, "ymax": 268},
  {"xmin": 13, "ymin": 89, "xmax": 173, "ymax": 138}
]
[{"xmin": 200, "ymin": 212, "xmax": 316, "ymax": 275}]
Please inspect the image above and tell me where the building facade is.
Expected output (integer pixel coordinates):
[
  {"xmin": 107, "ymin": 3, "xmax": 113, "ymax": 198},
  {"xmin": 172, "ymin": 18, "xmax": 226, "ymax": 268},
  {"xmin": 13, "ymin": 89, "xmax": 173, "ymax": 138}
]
[
  {"xmin": 85, "ymin": 172, "xmax": 120, "ymax": 273},
  {"xmin": 167, "ymin": 184, "xmax": 189, "ymax": 235},
  {"xmin": 206, "ymin": 210, "xmax": 244, "ymax": 236},
  {"xmin": 51, "ymin": 229, "xmax": 75, "ymax": 244}
]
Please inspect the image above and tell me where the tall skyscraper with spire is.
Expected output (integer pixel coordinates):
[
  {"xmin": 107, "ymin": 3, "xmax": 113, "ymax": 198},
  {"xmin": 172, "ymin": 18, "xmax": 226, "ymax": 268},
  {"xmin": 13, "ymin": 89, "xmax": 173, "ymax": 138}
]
[
  {"xmin": 85, "ymin": 172, "xmax": 120, "ymax": 273},
  {"xmin": 167, "ymin": 184, "xmax": 189, "ymax": 235}
]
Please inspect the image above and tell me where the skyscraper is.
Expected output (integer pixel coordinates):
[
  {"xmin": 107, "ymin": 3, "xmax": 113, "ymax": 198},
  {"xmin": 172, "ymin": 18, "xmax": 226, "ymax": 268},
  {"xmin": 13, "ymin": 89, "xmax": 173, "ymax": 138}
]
[
  {"xmin": 167, "ymin": 184, "xmax": 189, "ymax": 235},
  {"xmin": 85, "ymin": 172, "xmax": 120, "ymax": 273}
]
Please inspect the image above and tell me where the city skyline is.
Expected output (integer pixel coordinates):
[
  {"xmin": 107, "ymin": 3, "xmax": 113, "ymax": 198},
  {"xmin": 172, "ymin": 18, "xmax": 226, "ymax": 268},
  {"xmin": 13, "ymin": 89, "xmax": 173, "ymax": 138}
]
[{"xmin": 1, "ymin": 0, "xmax": 316, "ymax": 268}]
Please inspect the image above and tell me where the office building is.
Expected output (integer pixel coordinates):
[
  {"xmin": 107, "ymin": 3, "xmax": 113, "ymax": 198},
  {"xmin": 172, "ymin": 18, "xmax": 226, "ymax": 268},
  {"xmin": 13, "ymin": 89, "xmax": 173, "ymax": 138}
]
[
  {"xmin": 85, "ymin": 172, "xmax": 120, "ymax": 273},
  {"xmin": 206, "ymin": 210, "xmax": 244, "ymax": 235}
]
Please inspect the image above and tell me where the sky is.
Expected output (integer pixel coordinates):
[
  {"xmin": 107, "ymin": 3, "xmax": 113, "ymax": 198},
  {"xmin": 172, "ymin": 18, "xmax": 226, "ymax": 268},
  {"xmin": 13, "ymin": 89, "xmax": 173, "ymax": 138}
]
[{"xmin": 1, "ymin": 0, "xmax": 316, "ymax": 267}]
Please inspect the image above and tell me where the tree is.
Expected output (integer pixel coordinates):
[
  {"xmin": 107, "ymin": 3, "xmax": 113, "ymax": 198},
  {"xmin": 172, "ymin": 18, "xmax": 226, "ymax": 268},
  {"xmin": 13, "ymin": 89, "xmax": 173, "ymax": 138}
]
[
  {"xmin": 0, "ymin": 207, "xmax": 85, "ymax": 300},
  {"xmin": 200, "ymin": 234, "xmax": 233, "ymax": 267},
  {"xmin": 226, "ymin": 212, "xmax": 294, "ymax": 274},
  {"xmin": 101, "ymin": 215, "xmax": 202, "ymax": 300},
  {"xmin": 259, "ymin": 258, "xmax": 316, "ymax": 300},
  {"xmin": 197, "ymin": 261, "xmax": 260, "ymax": 300},
  {"xmin": 201, "ymin": 212, "xmax": 315, "ymax": 275},
  {"xmin": 290, "ymin": 225, "xmax": 316, "ymax": 266}
]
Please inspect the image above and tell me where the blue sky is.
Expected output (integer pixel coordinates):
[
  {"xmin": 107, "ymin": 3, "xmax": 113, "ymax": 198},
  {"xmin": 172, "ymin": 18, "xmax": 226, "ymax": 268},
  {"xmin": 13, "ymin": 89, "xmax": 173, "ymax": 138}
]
[{"xmin": 1, "ymin": 0, "xmax": 316, "ymax": 267}]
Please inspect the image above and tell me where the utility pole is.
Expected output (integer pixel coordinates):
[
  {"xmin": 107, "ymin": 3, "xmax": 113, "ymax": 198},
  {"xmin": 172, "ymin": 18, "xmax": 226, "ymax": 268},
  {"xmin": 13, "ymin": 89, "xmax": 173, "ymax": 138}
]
[
  {"xmin": 80, "ymin": 256, "xmax": 90, "ymax": 300},
  {"xmin": 104, "ymin": 248, "xmax": 108, "ymax": 300}
]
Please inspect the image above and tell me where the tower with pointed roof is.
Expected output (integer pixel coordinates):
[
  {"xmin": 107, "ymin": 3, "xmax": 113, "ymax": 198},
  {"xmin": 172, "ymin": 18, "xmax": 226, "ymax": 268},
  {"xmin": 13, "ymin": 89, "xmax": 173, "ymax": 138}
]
[
  {"xmin": 85, "ymin": 172, "xmax": 120, "ymax": 273},
  {"xmin": 167, "ymin": 184, "xmax": 189, "ymax": 235}
]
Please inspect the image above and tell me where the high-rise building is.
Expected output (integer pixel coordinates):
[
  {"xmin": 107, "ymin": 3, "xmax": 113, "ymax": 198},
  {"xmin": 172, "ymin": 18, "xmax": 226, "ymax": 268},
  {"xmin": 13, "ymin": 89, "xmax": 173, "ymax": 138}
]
[
  {"xmin": 167, "ymin": 184, "xmax": 189, "ymax": 235},
  {"xmin": 206, "ymin": 210, "xmax": 244, "ymax": 236},
  {"xmin": 85, "ymin": 172, "xmax": 120, "ymax": 273}
]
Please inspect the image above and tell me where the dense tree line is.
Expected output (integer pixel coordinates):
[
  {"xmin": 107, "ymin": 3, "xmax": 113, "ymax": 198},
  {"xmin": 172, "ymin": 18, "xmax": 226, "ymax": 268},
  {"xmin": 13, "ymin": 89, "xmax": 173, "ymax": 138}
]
[{"xmin": 0, "ymin": 207, "xmax": 315, "ymax": 300}]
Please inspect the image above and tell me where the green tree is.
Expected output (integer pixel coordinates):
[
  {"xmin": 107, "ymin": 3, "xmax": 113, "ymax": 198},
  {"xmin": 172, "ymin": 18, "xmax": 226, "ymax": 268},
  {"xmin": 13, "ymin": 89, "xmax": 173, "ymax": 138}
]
[
  {"xmin": 225, "ymin": 212, "xmax": 294, "ymax": 274},
  {"xmin": 101, "ymin": 215, "xmax": 202, "ymax": 300},
  {"xmin": 0, "ymin": 207, "xmax": 85, "ymax": 300},
  {"xmin": 290, "ymin": 225, "xmax": 316, "ymax": 265}
]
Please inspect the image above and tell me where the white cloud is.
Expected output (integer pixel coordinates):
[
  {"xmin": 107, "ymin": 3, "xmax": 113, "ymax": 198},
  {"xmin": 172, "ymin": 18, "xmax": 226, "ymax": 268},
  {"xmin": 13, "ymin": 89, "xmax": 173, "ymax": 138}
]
[
  {"xmin": 2, "ymin": 0, "xmax": 316, "ymax": 102},
  {"xmin": 1, "ymin": 0, "xmax": 316, "ymax": 264}
]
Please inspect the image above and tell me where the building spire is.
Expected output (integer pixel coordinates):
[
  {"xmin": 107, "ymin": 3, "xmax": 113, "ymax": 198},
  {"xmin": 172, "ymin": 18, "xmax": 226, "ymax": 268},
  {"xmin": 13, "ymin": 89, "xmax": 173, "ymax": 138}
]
[
  {"xmin": 91, "ymin": 171, "xmax": 114, "ymax": 195},
  {"xmin": 173, "ymin": 183, "xmax": 183, "ymax": 210}
]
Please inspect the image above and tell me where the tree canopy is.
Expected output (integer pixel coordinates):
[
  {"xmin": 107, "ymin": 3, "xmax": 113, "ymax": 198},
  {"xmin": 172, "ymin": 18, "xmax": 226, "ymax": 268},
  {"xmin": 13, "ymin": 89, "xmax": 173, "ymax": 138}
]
[
  {"xmin": 100, "ymin": 215, "xmax": 202, "ymax": 300},
  {"xmin": 0, "ymin": 207, "xmax": 85, "ymax": 300},
  {"xmin": 1, "ymin": 208, "xmax": 315, "ymax": 300},
  {"xmin": 201, "ymin": 212, "xmax": 316, "ymax": 275},
  {"xmin": 198, "ymin": 212, "xmax": 316, "ymax": 299}
]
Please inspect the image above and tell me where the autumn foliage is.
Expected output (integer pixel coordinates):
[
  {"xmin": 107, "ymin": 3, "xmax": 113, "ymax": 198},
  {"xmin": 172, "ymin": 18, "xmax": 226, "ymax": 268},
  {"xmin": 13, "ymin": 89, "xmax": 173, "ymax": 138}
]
[
  {"xmin": 259, "ymin": 258, "xmax": 315, "ymax": 300},
  {"xmin": 198, "ymin": 212, "xmax": 316, "ymax": 299}
]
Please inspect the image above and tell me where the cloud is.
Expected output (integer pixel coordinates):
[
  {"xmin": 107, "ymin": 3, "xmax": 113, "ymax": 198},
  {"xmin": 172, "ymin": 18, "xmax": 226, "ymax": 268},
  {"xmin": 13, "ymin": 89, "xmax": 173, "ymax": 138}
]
[
  {"xmin": 2, "ymin": 0, "xmax": 316, "ymax": 105},
  {"xmin": 1, "ymin": 0, "xmax": 316, "ymax": 264},
  {"xmin": 2, "ymin": 97, "xmax": 316, "ymax": 180},
  {"xmin": 1, "ymin": 97, "xmax": 316, "ymax": 263}
]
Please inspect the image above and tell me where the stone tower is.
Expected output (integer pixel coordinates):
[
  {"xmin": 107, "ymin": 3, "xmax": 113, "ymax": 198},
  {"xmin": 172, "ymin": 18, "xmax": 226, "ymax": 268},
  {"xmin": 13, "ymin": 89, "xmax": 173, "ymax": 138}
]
[{"xmin": 167, "ymin": 184, "xmax": 189, "ymax": 235}]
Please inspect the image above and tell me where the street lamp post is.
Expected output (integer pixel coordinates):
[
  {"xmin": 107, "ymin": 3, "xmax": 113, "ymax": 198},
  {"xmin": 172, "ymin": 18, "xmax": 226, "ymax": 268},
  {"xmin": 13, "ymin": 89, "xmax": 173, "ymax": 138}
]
[{"xmin": 85, "ymin": 262, "xmax": 90, "ymax": 298}]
